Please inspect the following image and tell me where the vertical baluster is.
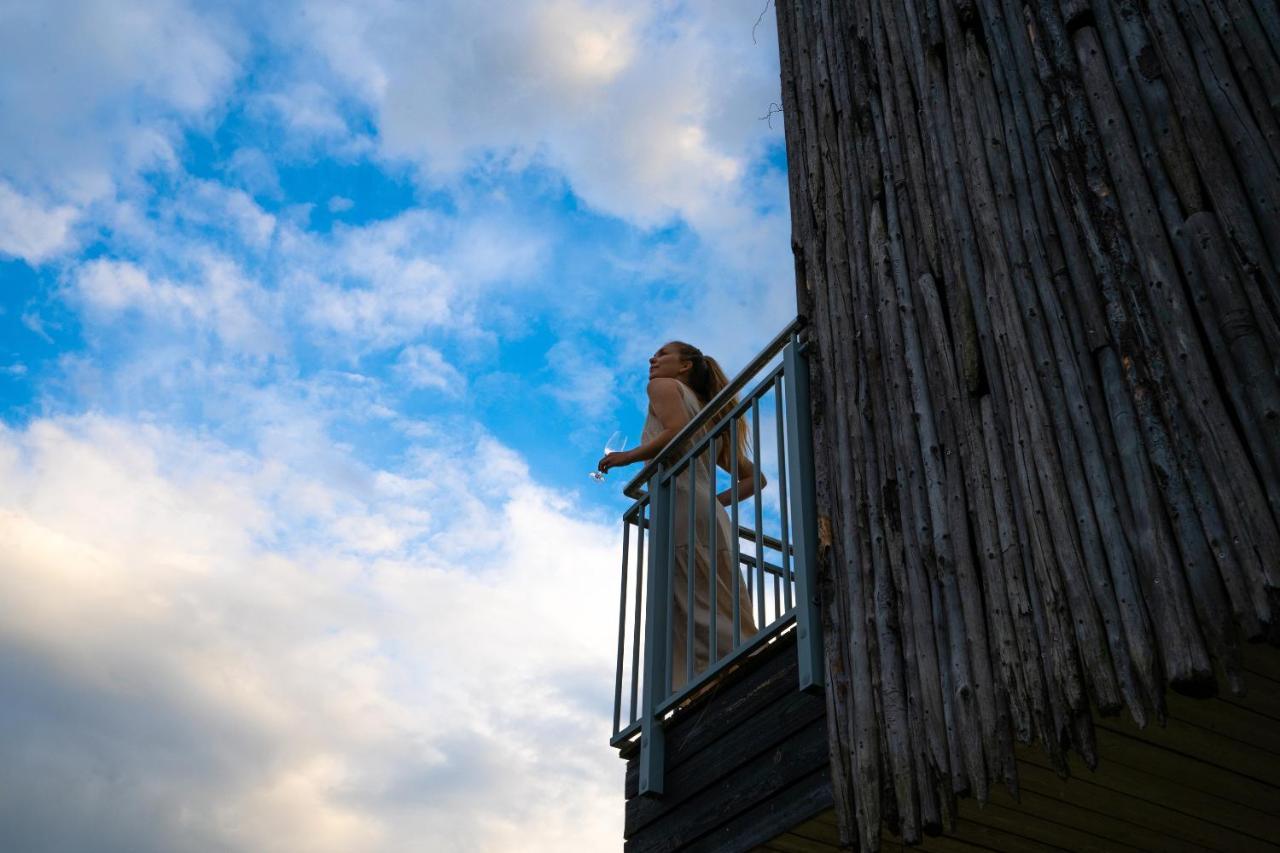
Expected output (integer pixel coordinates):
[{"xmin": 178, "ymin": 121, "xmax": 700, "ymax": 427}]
[
  {"xmin": 640, "ymin": 472, "xmax": 672, "ymax": 795},
  {"xmin": 629, "ymin": 500, "xmax": 646, "ymax": 723},
  {"xmin": 752, "ymin": 396, "xmax": 766, "ymax": 629},
  {"xmin": 730, "ymin": 418, "xmax": 742, "ymax": 648},
  {"xmin": 774, "ymin": 375, "xmax": 793, "ymax": 612},
  {"xmin": 708, "ymin": 441, "xmax": 719, "ymax": 665},
  {"xmin": 664, "ymin": 469, "xmax": 677, "ymax": 697},
  {"xmin": 614, "ymin": 516, "xmax": 631, "ymax": 734},
  {"xmin": 686, "ymin": 459, "xmax": 697, "ymax": 685},
  {"xmin": 783, "ymin": 337, "xmax": 822, "ymax": 692},
  {"xmin": 768, "ymin": 568, "xmax": 778, "ymax": 622},
  {"xmin": 770, "ymin": 557, "xmax": 777, "ymax": 625}
]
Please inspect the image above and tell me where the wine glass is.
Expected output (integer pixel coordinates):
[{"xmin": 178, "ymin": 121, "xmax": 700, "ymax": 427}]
[{"xmin": 589, "ymin": 431, "xmax": 629, "ymax": 482}]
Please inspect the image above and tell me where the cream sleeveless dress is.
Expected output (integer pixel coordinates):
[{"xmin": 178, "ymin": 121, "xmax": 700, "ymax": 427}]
[{"xmin": 642, "ymin": 381, "xmax": 757, "ymax": 691}]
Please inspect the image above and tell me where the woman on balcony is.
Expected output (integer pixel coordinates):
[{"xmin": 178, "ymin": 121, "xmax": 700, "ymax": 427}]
[{"xmin": 598, "ymin": 342, "xmax": 761, "ymax": 691}]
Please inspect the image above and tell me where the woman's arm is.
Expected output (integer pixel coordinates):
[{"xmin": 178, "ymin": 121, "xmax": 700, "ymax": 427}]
[
  {"xmin": 597, "ymin": 379, "xmax": 689, "ymax": 474},
  {"xmin": 717, "ymin": 450, "xmax": 767, "ymax": 506}
]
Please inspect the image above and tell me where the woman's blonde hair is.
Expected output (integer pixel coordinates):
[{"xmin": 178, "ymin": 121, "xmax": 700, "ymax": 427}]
[{"xmin": 669, "ymin": 341, "xmax": 751, "ymax": 469}]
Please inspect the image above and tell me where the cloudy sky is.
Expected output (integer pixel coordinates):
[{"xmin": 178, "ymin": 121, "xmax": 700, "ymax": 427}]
[{"xmin": 0, "ymin": 1, "xmax": 791, "ymax": 850}]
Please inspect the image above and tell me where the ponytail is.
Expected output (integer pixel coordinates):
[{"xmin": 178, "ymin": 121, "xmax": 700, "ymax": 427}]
[{"xmin": 670, "ymin": 342, "xmax": 751, "ymax": 469}]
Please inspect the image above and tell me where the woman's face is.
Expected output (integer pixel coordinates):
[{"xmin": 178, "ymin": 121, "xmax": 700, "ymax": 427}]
[{"xmin": 649, "ymin": 343, "xmax": 692, "ymax": 382}]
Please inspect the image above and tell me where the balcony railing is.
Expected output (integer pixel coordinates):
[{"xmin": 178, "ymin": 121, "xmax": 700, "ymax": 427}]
[{"xmin": 609, "ymin": 318, "xmax": 821, "ymax": 796}]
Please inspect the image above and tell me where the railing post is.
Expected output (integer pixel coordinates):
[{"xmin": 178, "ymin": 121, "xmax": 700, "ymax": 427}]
[
  {"xmin": 638, "ymin": 467, "xmax": 672, "ymax": 796},
  {"xmin": 783, "ymin": 336, "xmax": 823, "ymax": 693}
]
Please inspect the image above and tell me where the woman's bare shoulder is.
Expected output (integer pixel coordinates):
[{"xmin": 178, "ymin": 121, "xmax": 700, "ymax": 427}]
[{"xmin": 645, "ymin": 377, "xmax": 684, "ymax": 399}]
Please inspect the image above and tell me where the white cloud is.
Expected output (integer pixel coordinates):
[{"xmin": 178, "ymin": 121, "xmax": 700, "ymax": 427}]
[
  {"xmin": 0, "ymin": 182, "xmax": 78, "ymax": 263},
  {"xmin": 2, "ymin": 0, "xmax": 792, "ymax": 365},
  {"xmin": 394, "ymin": 344, "xmax": 464, "ymax": 393},
  {"xmin": 292, "ymin": 0, "xmax": 783, "ymax": 230},
  {"xmin": 0, "ymin": 0, "xmax": 241, "ymax": 222},
  {"xmin": 299, "ymin": 261, "xmax": 453, "ymax": 350},
  {"xmin": 258, "ymin": 80, "xmax": 353, "ymax": 137},
  {"xmin": 226, "ymin": 147, "xmax": 285, "ymax": 198},
  {"xmin": 185, "ymin": 181, "xmax": 279, "ymax": 248},
  {"xmin": 66, "ymin": 180, "xmax": 551, "ymax": 372},
  {"xmin": 282, "ymin": 208, "xmax": 546, "ymax": 352},
  {"xmin": 274, "ymin": 0, "xmax": 795, "ymax": 367},
  {"xmin": 73, "ymin": 258, "xmax": 160, "ymax": 313},
  {"xmin": 71, "ymin": 256, "xmax": 281, "ymax": 357},
  {"xmin": 545, "ymin": 339, "xmax": 619, "ymax": 421},
  {"xmin": 0, "ymin": 414, "xmax": 624, "ymax": 852}
]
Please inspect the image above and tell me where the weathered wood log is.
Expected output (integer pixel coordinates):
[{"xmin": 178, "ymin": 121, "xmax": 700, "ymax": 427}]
[
  {"xmin": 1184, "ymin": 212, "xmax": 1280, "ymax": 513},
  {"xmin": 917, "ymin": 271, "xmax": 1028, "ymax": 780},
  {"xmin": 952, "ymin": 0, "xmax": 1125, "ymax": 719},
  {"xmin": 774, "ymin": 1, "xmax": 863, "ymax": 844},
  {"xmin": 1139, "ymin": 0, "xmax": 1280, "ymax": 289},
  {"xmin": 1066, "ymin": 24, "xmax": 1260, "ymax": 678},
  {"xmin": 969, "ymin": 26, "xmax": 1155, "ymax": 726},
  {"xmin": 975, "ymin": 3, "xmax": 1163, "ymax": 726},
  {"xmin": 1029, "ymin": 0, "xmax": 1269, "ymax": 687},
  {"xmin": 869, "ymin": 25, "xmax": 994, "ymax": 798},
  {"xmin": 1200, "ymin": 0, "xmax": 1280, "ymax": 146},
  {"xmin": 864, "ymin": 201, "xmax": 923, "ymax": 839},
  {"xmin": 871, "ymin": 18, "xmax": 992, "ymax": 801},
  {"xmin": 1250, "ymin": 0, "xmax": 1280, "ymax": 61},
  {"xmin": 1101, "ymin": 0, "xmax": 1206, "ymax": 216}
]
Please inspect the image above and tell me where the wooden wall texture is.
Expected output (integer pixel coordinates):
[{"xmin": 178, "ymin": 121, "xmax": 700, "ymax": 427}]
[{"xmin": 774, "ymin": 0, "xmax": 1280, "ymax": 848}]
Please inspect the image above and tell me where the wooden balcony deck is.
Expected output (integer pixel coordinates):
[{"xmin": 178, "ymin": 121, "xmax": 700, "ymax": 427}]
[{"xmin": 620, "ymin": 630, "xmax": 830, "ymax": 852}]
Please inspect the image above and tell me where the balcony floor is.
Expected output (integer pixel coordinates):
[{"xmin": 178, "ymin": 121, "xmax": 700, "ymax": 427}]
[{"xmin": 622, "ymin": 628, "xmax": 831, "ymax": 853}]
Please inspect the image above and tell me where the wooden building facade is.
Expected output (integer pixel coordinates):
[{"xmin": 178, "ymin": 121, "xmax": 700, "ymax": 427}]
[
  {"xmin": 613, "ymin": 0, "xmax": 1280, "ymax": 849},
  {"xmin": 775, "ymin": 0, "xmax": 1280, "ymax": 847}
]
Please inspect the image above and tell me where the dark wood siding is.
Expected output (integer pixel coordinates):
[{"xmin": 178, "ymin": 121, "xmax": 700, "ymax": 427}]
[
  {"xmin": 622, "ymin": 633, "xmax": 831, "ymax": 853},
  {"xmin": 774, "ymin": 0, "xmax": 1280, "ymax": 846},
  {"xmin": 756, "ymin": 645, "xmax": 1280, "ymax": 852}
]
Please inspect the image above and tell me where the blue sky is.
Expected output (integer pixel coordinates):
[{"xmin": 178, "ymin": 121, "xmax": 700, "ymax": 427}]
[{"xmin": 0, "ymin": 1, "xmax": 791, "ymax": 850}]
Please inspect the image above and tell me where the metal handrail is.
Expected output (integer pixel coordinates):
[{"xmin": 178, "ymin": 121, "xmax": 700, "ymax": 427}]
[
  {"xmin": 626, "ymin": 516, "xmax": 793, "ymax": 557},
  {"xmin": 623, "ymin": 316, "xmax": 806, "ymax": 499},
  {"xmin": 610, "ymin": 318, "xmax": 822, "ymax": 798},
  {"xmin": 738, "ymin": 551, "xmax": 792, "ymax": 581}
]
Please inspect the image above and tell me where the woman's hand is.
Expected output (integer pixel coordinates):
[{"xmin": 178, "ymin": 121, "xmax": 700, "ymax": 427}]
[
  {"xmin": 598, "ymin": 450, "xmax": 635, "ymax": 474},
  {"xmin": 717, "ymin": 470, "xmax": 767, "ymax": 506}
]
